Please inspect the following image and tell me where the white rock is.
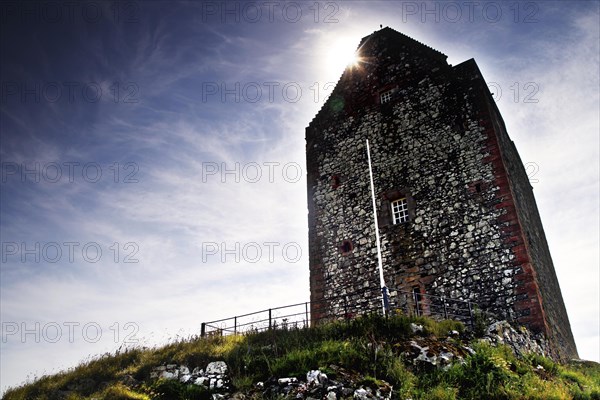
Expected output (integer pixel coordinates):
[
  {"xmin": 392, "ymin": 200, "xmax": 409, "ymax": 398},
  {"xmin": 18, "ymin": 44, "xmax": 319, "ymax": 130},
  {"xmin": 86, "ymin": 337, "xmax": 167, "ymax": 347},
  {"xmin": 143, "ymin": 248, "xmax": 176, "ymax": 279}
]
[
  {"xmin": 307, "ymin": 370, "xmax": 320, "ymax": 385},
  {"xmin": 318, "ymin": 372, "xmax": 328, "ymax": 385},
  {"xmin": 160, "ymin": 371, "xmax": 175, "ymax": 380},
  {"xmin": 179, "ymin": 366, "xmax": 190, "ymax": 375},
  {"xmin": 439, "ymin": 352, "xmax": 454, "ymax": 363},
  {"xmin": 415, "ymin": 352, "xmax": 437, "ymax": 365},
  {"xmin": 354, "ymin": 388, "xmax": 369, "ymax": 399},
  {"xmin": 410, "ymin": 323, "xmax": 424, "ymax": 333},
  {"xmin": 278, "ymin": 377, "xmax": 298, "ymax": 385},
  {"xmin": 194, "ymin": 377, "xmax": 209, "ymax": 387},
  {"xmin": 206, "ymin": 361, "xmax": 228, "ymax": 375}
]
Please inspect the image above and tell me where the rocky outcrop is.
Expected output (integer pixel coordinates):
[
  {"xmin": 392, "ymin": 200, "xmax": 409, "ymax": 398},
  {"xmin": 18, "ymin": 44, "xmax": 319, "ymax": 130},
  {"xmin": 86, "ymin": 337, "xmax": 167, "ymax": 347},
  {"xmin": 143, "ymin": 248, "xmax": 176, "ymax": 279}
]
[
  {"xmin": 146, "ymin": 321, "xmax": 551, "ymax": 399},
  {"xmin": 260, "ymin": 368, "xmax": 393, "ymax": 400},
  {"xmin": 150, "ymin": 361, "xmax": 230, "ymax": 391},
  {"xmin": 149, "ymin": 362, "xmax": 394, "ymax": 399},
  {"xmin": 483, "ymin": 320, "xmax": 551, "ymax": 358}
]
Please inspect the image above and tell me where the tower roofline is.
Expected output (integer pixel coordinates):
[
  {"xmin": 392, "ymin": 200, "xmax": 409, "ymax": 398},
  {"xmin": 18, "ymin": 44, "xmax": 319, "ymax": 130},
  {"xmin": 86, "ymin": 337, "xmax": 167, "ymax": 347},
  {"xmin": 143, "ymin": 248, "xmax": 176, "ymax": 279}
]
[
  {"xmin": 307, "ymin": 29, "xmax": 450, "ymax": 129},
  {"xmin": 358, "ymin": 26, "xmax": 448, "ymax": 60}
]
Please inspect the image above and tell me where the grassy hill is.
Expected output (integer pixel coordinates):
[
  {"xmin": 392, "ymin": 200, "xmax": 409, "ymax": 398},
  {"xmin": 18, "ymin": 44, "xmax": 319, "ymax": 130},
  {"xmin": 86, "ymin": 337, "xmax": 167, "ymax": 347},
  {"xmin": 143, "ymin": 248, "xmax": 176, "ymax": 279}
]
[{"xmin": 3, "ymin": 314, "xmax": 599, "ymax": 399}]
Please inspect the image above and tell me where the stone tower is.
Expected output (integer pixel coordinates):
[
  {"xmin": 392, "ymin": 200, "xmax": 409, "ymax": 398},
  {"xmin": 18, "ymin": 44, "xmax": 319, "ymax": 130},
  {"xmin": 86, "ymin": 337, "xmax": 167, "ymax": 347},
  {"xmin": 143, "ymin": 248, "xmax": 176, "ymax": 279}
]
[{"xmin": 305, "ymin": 27, "xmax": 577, "ymax": 360}]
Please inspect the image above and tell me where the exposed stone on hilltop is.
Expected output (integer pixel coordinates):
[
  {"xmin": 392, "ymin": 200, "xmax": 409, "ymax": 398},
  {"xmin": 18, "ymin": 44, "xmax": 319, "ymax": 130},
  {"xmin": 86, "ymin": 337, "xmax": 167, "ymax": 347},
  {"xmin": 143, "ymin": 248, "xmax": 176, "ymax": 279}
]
[{"xmin": 144, "ymin": 320, "xmax": 555, "ymax": 399}]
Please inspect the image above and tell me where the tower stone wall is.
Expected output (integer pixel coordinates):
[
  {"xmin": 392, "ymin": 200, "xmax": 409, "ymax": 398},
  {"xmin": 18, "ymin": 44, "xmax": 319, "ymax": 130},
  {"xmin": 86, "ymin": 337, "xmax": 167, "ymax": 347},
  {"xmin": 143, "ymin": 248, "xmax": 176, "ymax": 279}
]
[{"xmin": 306, "ymin": 27, "xmax": 578, "ymax": 360}]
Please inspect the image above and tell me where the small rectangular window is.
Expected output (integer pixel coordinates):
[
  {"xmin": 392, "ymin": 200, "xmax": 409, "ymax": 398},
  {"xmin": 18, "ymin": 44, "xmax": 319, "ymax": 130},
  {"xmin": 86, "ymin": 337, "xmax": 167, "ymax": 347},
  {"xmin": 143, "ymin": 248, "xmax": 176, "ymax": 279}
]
[
  {"xmin": 391, "ymin": 197, "xmax": 409, "ymax": 224},
  {"xmin": 380, "ymin": 89, "xmax": 394, "ymax": 104}
]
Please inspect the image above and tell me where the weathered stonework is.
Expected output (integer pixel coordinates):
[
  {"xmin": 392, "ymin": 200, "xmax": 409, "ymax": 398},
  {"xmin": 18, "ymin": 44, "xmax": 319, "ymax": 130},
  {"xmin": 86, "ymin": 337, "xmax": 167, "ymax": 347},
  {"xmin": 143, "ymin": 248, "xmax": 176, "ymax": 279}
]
[{"xmin": 306, "ymin": 27, "xmax": 578, "ymax": 361}]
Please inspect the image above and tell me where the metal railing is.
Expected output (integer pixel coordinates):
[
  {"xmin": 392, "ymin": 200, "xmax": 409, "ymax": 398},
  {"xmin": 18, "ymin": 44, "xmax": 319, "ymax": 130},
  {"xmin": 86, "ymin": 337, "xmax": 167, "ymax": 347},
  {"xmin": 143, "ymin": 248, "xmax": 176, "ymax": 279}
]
[
  {"xmin": 391, "ymin": 289, "xmax": 475, "ymax": 327},
  {"xmin": 201, "ymin": 301, "xmax": 312, "ymax": 337},
  {"xmin": 201, "ymin": 288, "xmax": 476, "ymax": 337}
]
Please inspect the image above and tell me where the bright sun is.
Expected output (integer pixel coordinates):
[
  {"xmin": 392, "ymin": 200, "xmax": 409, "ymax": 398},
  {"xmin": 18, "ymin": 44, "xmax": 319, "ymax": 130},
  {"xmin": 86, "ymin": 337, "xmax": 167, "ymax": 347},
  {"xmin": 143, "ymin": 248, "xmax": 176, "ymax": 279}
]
[{"xmin": 326, "ymin": 37, "xmax": 361, "ymax": 76}]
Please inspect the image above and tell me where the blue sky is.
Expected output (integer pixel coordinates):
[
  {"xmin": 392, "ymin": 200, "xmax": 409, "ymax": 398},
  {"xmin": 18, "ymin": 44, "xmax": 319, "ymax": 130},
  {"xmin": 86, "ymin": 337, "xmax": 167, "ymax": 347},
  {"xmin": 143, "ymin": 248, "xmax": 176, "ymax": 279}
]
[{"xmin": 1, "ymin": 0, "xmax": 598, "ymax": 392}]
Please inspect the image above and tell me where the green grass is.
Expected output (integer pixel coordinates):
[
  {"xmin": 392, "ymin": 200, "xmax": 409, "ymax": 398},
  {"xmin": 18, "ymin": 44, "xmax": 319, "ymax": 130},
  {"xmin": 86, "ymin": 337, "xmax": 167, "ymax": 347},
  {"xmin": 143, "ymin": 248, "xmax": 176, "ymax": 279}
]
[{"xmin": 3, "ymin": 314, "xmax": 599, "ymax": 400}]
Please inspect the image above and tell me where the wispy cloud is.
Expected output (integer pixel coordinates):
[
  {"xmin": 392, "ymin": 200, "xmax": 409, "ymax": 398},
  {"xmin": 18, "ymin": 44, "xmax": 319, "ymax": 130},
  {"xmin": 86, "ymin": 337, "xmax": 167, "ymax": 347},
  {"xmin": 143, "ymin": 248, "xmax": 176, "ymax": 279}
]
[{"xmin": 1, "ymin": 0, "xmax": 598, "ymax": 393}]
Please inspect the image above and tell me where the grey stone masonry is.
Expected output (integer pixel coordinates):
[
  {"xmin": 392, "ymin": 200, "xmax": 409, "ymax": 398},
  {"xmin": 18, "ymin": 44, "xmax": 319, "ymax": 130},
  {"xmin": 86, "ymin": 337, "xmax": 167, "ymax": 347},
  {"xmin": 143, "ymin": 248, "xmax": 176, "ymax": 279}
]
[{"xmin": 305, "ymin": 27, "xmax": 577, "ymax": 361}]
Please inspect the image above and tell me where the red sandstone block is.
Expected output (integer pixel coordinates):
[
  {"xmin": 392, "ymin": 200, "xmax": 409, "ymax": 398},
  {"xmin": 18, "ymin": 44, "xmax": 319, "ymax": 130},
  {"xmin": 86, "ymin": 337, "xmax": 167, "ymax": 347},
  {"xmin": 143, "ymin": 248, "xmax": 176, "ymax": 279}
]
[
  {"xmin": 498, "ymin": 215, "xmax": 518, "ymax": 224},
  {"xmin": 501, "ymin": 227, "xmax": 521, "ymax": 237}
]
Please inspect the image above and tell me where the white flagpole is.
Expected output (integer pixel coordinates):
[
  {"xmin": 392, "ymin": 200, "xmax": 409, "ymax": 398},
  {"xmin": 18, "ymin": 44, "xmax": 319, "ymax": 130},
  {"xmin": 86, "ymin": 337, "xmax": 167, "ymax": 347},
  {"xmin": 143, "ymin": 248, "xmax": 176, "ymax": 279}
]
[{"xmin": 366, "ymin": 139, "xmax": 389, "ymax": 314}]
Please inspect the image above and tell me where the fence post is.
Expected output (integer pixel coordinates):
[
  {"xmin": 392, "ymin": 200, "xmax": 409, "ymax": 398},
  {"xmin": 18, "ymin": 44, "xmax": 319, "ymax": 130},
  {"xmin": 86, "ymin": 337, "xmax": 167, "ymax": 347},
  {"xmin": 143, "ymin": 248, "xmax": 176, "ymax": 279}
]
[
  {"xmin": 269, "ymin": 308, "xmax": 272, "ymax": 330},
  {"xmin": 412, "ymin": 290, "xmax": 419, "ymax": 316},
  {"xmin": 344, "ymin": 296, "xmax": 349, "ymax": 320},
  {"xmin": 468, "ymin": 302, "xmax": 474, "ymax": 329},
  {"xmin": 201, "ymin": 323, "xmax": 206, "ymax": 338},
  {"xmin": 442, "ymin": 297, "xmax": 448, "ymax": 319},
  {"xmin": 234, "ymin": 316, "xmax": 237, "ymax": 335},
  {"xmin": 382, "ymin": 286, "xmax": 390, "ymax": 317},
  {"xmin": 305, "ymin": 302, "xmax": 309, "ymax": 328}
]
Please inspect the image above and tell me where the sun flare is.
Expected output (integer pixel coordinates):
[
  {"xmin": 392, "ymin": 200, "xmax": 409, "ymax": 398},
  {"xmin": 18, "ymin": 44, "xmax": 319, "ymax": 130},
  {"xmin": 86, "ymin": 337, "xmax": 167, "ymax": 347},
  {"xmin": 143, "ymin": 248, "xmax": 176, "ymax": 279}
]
[{"xmin": 326, "ymin": 37, "xmax": 361, "ymax": 76}]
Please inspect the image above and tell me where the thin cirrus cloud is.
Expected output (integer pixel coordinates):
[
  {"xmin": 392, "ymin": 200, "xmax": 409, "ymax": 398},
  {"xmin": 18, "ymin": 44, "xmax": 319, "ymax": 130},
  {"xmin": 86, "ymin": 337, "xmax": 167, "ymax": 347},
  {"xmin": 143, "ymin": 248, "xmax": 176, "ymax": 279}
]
[{"xmin": 1, "ymin": 0, "xmax": 598, "ymax": 394}]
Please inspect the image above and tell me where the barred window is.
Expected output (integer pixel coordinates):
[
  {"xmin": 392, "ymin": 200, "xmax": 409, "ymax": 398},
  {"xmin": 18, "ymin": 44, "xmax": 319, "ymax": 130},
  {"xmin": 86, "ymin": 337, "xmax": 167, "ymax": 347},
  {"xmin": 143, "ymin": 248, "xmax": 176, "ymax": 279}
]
[
  {"xmin": 381, "ymin": 188, "xmax": 415, "ymax": 228},
  {"xmin": 391, "ymin": 197, "xmax": 409, "ymax": 224},
  {"xmin": 380, "ymin": 89, "xmax": 394, "ymax": 104}
]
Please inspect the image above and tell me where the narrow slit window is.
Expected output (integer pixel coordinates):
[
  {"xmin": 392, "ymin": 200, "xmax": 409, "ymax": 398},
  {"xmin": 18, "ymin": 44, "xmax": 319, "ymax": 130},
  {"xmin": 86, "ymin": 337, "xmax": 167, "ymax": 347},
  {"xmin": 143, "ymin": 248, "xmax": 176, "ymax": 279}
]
[
  {"xmin": 331, "ymin": 175, "xmax": 341, "ymax": 189},
  {"xmin": 339, "ymin": 240, "xmax": 353, "ymax": 255},
  {"xmin": 391, "ymin": 197, "xmax": 409, "ymax": 224}
]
